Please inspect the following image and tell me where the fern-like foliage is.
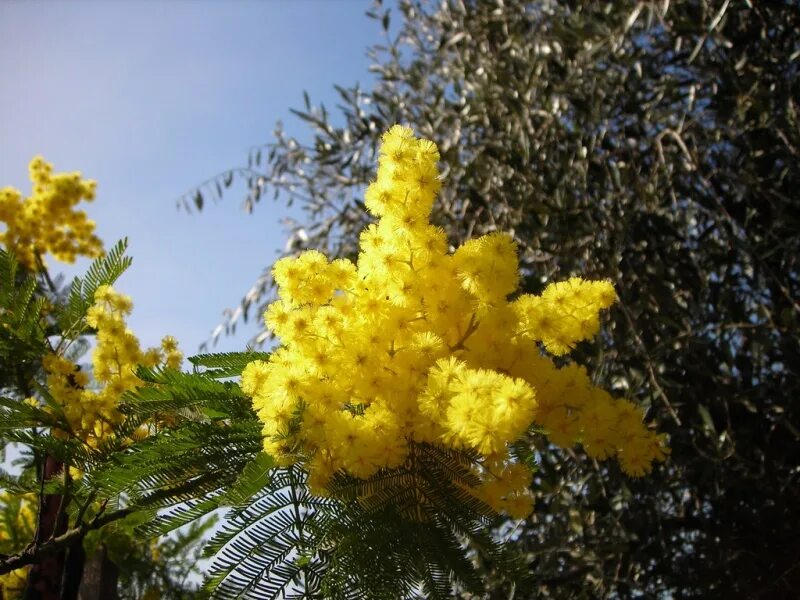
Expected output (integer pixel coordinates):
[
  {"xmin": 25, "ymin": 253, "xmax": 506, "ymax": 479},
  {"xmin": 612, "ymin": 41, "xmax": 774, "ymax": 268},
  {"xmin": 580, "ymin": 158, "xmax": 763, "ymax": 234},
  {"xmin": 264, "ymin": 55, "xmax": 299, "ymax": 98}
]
[
  {"xmin": 201, "ymin": 443, "xmax": 529, "ymax": 599},
  {"xmin": 0, "ymin": 396, "xmax": 59, "ymax": 433},
  {"xmin": 85, "ymin": 353, "xmax": 267, "ymax": 539},
  {"xmin": 56, "ymin": 237, "xmax": 133, "ymax": 338},
  {"xmin": 128, "ymin": 365, "xmax": 253, "ymax": 419},
  {"xmin": 203, "ymin": 466, "xmax": 336, "ymax": 600},
  {"xmin": 1, "ymin": 238, "xmax": 133, "ymax": 467},
  {"xmin": 0, "ymin": 467, "xmax": 32, "ymax": 496},
  {"xmin": 189, "ymin": 351, "xmax": 271, "ymax": 380},
  {"xmin": 92, "ymin": 372, "xmax": 262, "ymax": 513},
  {"xmin": 0, "ymin": 247, "xmax": 47, "ymax": 396},
  {"xmin": 322, "ymin": 443, "xmax": 528, "ymax": 599}
]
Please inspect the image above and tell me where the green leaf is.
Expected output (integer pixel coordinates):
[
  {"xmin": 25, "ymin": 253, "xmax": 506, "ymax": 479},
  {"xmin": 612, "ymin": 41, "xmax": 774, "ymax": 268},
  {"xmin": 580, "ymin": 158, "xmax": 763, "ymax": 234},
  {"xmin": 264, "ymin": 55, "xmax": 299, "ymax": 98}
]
[
  {"xmin": 222, "ymin": 452, "xmax": 275, "ymax": 507},
  {"xmin": 57, "ymin": 238, "xmax": 132, "ymax": 337},
  {"xmin": 188, "ymin": 350, "xmax": 270, "ymax": 379}
]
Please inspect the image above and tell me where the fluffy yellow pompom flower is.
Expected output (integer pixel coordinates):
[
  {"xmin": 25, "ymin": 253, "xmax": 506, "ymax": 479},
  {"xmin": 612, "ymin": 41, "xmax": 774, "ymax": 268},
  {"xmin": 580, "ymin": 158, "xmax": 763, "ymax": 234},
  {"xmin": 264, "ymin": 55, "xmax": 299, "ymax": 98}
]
[
  {"xmin": 243, "ymin": 126, "xmax": 667, "ymax": 516},
  {"xmin": 0, "ymin": 156, "xmax": 103, "ymax": 270},
  {"xmin": 44, "ymin": 285, "xmax": 183, "ymax": 447}
]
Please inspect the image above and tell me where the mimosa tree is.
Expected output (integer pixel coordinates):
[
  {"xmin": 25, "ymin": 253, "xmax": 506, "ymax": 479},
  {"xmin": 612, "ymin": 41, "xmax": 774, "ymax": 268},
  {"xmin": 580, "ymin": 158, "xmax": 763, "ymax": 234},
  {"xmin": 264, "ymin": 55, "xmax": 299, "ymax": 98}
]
[{"xmin": 1, "ymin": 128, "xmax": 664, "ymax": 598}]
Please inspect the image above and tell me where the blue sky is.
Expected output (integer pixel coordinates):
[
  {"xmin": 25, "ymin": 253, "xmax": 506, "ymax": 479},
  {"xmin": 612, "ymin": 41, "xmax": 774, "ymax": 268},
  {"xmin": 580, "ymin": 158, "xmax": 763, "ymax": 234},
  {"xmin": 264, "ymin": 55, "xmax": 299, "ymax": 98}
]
[{"xmin": 0, "ymin": 0, "xmax": 383, "ymax": 355}]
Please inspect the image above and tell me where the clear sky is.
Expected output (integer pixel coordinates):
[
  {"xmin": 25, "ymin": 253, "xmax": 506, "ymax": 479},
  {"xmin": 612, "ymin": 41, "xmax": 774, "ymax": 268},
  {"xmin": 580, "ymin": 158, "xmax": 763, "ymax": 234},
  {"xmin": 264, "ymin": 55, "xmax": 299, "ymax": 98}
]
[{"xmin": 0, "ymin": 0, "xmax": 383, "ymax": 355}]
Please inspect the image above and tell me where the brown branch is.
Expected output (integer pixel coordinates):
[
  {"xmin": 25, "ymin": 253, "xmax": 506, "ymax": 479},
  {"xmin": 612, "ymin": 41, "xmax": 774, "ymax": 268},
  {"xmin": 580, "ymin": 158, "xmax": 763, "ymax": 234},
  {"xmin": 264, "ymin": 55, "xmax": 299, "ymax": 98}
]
[
  {"xmin": 448, "ymin": 313, "xmax": 478, "ymax": 353},
  {"xmin": 0, "ymin": 508, "xmax": 132, "ymax": 576},
  {"xmin": 618, "ymin": 299, "xmax": 682, "ymax": 426}
]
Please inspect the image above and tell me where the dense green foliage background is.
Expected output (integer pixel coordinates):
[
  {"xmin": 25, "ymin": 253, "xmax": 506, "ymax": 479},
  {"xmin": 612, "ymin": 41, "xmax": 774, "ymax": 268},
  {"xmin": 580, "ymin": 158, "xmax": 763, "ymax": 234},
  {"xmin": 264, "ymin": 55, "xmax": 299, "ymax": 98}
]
[{"xmin": 196, "ymin": 1, "xmax": 799, "ymax": 597}]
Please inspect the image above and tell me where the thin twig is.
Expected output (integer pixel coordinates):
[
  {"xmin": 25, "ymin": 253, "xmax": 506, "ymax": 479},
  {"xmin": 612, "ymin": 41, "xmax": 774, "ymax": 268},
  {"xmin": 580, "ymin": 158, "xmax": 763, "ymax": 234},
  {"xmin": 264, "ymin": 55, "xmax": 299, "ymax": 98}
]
[
  {"xmin": 449, "ymin": 313, "xmax": 479, "ymax": 353},
  {"xmin": 72, "ymin": 491, "xmax": 97, "ymax": 530},
  {"xmin": 48, "ymin": 467, "xmax": 71, "ymax": 542},
  {"xmin": 618, "ymin": 300, "xmax": 682, "ymax": 426}
]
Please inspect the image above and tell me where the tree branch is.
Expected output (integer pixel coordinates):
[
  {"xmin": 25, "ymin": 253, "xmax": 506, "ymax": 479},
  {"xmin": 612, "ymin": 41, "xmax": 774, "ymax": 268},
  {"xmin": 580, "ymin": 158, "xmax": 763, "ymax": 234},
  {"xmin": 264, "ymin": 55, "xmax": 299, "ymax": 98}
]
[{"xmin": 0, "ymin": 508, "xmax": 133, "ymax": 576}]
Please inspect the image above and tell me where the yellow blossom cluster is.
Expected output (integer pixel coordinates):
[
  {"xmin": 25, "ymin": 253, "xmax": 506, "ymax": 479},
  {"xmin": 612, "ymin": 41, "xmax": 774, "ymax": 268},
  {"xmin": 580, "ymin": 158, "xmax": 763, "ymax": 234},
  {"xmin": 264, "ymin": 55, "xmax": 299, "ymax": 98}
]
[
  {"xmin": 0, "ymin": 492, "xmax": 35, "ymax": 600},
  {"xmin": 43, "ymin": 285, "xmax": 182, "ymax": 447},
  {"xmin": 242, "ymin": 126, "xmax": 667, "ymax": 517},
  {"xmin": 0, "ymin": 156, "xmax": 103, "ymax": 270}
]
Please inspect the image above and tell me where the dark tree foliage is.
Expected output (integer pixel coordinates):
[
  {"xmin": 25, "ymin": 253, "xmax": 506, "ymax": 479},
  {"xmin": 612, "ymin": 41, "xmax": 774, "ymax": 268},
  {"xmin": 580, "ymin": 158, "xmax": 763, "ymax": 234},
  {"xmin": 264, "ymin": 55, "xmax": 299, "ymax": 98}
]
[{"xmin": 191, "ymin": 1, "xmax": 800, "ymax": 597}]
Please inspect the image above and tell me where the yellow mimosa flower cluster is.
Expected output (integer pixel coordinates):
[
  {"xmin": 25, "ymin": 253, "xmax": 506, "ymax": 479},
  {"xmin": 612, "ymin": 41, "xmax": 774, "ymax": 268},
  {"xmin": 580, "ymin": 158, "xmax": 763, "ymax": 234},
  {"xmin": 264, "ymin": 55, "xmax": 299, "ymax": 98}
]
[
  {"xmin": 44, "ymin": 285, "xmax": 182, "ymax": 446},
  {"xmin": 0, "ymin": 156, "xmax": 103, "ymax": 270},
  {"xmin": 0, "ymin": 492, "xmax": 35, "ymax": 600},
  {"xmin": 242, "ymin": 126, "xmax": 666, "ymax": 516}
]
